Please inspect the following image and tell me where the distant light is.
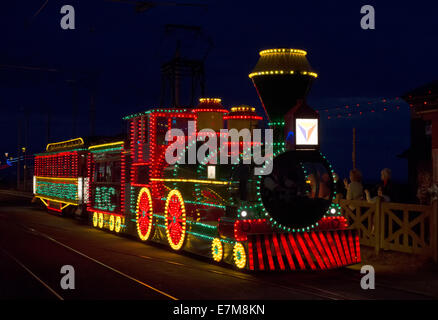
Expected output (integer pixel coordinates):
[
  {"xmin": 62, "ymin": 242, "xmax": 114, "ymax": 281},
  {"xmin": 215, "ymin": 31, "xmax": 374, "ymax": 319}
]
[
  {"xmin": 330, "ymin": 208, "xmax": 336, "ymax": 214},
  {"xmin": 241, "ymin": 210, "xmax": 248, "ymax": 217}
]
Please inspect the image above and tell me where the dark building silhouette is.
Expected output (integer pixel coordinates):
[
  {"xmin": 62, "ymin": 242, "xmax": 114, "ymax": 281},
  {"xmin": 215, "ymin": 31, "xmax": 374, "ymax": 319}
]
[{"xmin": 402, "ymin": 81, "xmax": 438, "ymax": 200}]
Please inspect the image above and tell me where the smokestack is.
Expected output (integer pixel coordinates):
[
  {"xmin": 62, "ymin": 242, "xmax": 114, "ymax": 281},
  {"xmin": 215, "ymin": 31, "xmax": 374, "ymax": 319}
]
[
  {"xmin": 193, "ymin": 98, "xmax": 228, "ymax": 132},
  {"xmin": 249, "ymin": 48, "xmax": 318, "ymax": 121}
]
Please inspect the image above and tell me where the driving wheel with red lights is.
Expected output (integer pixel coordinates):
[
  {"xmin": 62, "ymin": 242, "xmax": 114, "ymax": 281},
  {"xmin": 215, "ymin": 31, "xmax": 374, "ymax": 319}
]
[
  {"xmin": 164, "ymin": 190, "xmax": 186, "ymax": 250},
  {"xmin": 136, "ymin": 187, "xmax": 154, "ymax": 241}
]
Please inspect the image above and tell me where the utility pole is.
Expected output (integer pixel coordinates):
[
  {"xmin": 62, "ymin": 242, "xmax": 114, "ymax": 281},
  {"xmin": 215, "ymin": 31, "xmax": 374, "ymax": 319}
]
[
  {"xmin": 73, "ymin": 81, "xmax": 78, "ymax": 137},
  {"xmin": 67, "ymin": 79, "xmax": 78, "ymax": 138},
  {"xmin": 90, "ymin": 89, "xmax": 96, "ymax": 137},
  {"xmin": 46, "ymin": 105, "xmax": 51, "ymax": 145},
  {"xmin": 160, "ymin": 24, "xmax": 210, "ymax": 107},
  {"xmin": 352, "ymin": 127, "xmax": 356, "ymax": 170},
  {"xmin": 23, "ymin": 109, "xmax": 29, "ymax": 191},
  {"xmin": 174, "ymin": 43, "xmax": 181, "ymax": 107},
  {"xmin": 16, "ymin": 110, "xmax": 22, "ymax": 190}
]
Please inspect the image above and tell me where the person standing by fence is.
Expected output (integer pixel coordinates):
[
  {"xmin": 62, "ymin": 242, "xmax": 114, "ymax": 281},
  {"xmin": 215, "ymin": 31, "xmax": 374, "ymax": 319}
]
[
  {"xmin": 378, "ymin": 168, "xmax": 398, "ymax": 202},
  {"xmin": 417, "ymin": 171, "xmax": 438, "ymax": 205},
  {"xmin": 365, "ymin": 186, "xmax": 390, "ymax": 203},
  {"xmin": 344, "ymin": 169, "xmax": 364, "ymax": 200}
]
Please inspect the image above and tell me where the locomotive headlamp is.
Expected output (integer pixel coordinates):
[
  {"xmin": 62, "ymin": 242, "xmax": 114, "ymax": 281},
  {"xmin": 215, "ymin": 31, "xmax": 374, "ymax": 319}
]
[
  {"xmin": 285, "ymin": 100, "xmax": 320, "ymax": 151},
  {"xmin": 240, "ymin": 210, "xmax": 248, "ymax": 217},
  {"xmin": 296, "ymin": 118, "xmax": 318, "ymax": 146},
  {"xmin": 330, "ymin": 208, "xmax": 337, "ymax": 214}
]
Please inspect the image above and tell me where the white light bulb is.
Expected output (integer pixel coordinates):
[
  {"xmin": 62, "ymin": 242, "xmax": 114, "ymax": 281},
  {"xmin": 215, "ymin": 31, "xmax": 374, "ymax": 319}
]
[
  {"xmin": 330, "ymin": 208, "xmax": 336, "ymax": 214},
  {"xmin": 241, "ymin": 210, "xmax": 248, "ymax": 217}
]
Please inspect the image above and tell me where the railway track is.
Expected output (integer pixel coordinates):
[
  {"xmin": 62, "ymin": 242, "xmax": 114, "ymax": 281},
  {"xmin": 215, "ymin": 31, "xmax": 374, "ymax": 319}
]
[
  {"xmin": 8, "ymin": 220, "xmax": 349, "ymax": 300},
  {"xmin": 1, "ymin": 200, "xmax": 436, "ymax": 300},
  {"xmin": 11, "ymin": 219, "xmax": 437, "ymax": 300}
]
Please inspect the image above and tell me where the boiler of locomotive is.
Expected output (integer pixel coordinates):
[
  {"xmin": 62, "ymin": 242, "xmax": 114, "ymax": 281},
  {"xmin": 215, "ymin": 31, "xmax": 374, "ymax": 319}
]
[
  {"xmin": 240, "ymin": 48, "xmax": 335, "ymax": 230},
  {"xmin": 229, "ymin": 150, "xmax": 335, "ymax": 231}
]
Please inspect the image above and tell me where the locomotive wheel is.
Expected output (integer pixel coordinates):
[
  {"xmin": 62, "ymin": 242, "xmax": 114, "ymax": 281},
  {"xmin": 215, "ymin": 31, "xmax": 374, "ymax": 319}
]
[
  {"xmin": 109, "ymin": 215, "xmax": 115, "ymax": 232},
  {"xmin": 136, "ymin": 187, "xmax": 154, "ymax": 241},
  {"xmin": 98, "ymin": 213, "xmax": 104, "ymax": 229},
  {"xmin": 115, "ymin": 216, "xmax": 122, "ymax": 233},
  {"xmin": 164, "ymin": 190, "xmax": 186, "ymax": 251},
  {"xmin": 233, "ymin": 242, "xmax": 247, "ymax": 269},
  {"xmin": 92, "ymin": 212, "xmax": 98, "ymax": 227},
  {"xmin": 211, "ymin": 238, "xmax": 223, "ymax": 262}
]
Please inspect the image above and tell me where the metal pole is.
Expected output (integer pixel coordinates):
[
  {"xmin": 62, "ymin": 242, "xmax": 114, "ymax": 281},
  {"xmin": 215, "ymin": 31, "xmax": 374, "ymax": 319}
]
[
  {"xmin": 46, "ymin": 103, "xmax": 51, "ymax": 145},
  {"xmin": 191, "ymin": 66, "xmax": 195, "ymax": 106},
  {"xmin": 90, "ymin": 92, "xmax": 95, "ymax": 137},
  {"xmin": 69, "ymin": 80, "xmax": 78, "ymax": 138},
  {"xmin": 23, "ymin": 148, "xmax": 26, "ymax": 190},
  {"xmin": 160, "ymin": 71, "xmax": 166, "ymax": 106},
  {"xmin": 16, "ymin": 112, "xmax": 21, "ymax": 190},
  {"xmin": 174, "ymin": 42, "xmax": 181, "ymax": 107},
  {"xmin": 23, "ymin": 110, "xmax": 28, "ymax": 191},
  {"xmin": 352, "ymin": 127, "xmax": 356, "ymax": 170}
]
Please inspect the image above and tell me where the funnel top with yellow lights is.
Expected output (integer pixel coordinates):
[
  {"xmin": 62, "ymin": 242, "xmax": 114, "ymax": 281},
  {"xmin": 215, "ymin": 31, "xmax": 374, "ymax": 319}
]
[
  {"xmin": 224, "ymin": 105, "xmax": 263, "ymax": 120},
  {"xmin": 193, "ymin": 98, "xmax": 229, "ymax": 113},
  {"xmin": 249, "ymin": 48, "xmax": 318, "ymax": 121},
  {"xmin": 249, "ymin": 48, "xmax": 317, "ymax": 79}
]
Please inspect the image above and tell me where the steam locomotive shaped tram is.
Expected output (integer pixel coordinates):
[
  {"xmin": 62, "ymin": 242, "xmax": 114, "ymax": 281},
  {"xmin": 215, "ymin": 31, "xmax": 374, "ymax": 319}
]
[{"xmin": 33, "ymin": 49, "xmax": 360, "ymax": 271}]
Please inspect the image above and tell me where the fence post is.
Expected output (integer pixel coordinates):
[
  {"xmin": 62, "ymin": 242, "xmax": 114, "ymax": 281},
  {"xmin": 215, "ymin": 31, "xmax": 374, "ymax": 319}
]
[
  {"xmin": 374, "ymin": 197, "xmax": 381, "ymax": 255},
  {"xmin": 431, "ymin": 200, "xmax": 438, "ymax": 263}
]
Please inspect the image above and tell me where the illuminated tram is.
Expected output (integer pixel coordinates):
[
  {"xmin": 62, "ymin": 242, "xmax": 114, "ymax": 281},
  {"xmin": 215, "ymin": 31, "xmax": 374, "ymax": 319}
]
[{"xmin": 33, "ymin": 49, "xmax": 360, "ymax": 271}]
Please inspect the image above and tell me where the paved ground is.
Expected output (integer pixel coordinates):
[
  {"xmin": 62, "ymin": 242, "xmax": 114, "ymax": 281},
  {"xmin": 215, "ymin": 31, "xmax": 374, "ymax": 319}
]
[{"xmin": 0, "ymin": 192, "xmax": 437, "ymax": 300}]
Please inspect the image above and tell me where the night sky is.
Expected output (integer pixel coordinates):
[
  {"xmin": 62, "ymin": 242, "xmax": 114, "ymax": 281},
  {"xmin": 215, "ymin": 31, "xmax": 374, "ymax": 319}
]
[{"xmin": 0, "ymin": 0, "xmax": 437, "ymax": 183}]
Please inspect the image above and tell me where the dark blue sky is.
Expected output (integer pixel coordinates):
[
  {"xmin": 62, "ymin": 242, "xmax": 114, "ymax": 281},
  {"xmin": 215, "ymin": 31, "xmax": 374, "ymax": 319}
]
[{"xmin": 0, "ymin": 0, "xmax": 437, "ymax": 182}]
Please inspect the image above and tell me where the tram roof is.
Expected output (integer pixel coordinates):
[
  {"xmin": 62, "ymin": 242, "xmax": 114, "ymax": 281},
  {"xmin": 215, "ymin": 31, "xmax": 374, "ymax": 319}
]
[
  {"xmin": 122, "ymin": 107, "xmax": 194, "ymax": 121},
  {"xmin": 36, "ymin": 136, "xmax": 125, "ymax": 156}
]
